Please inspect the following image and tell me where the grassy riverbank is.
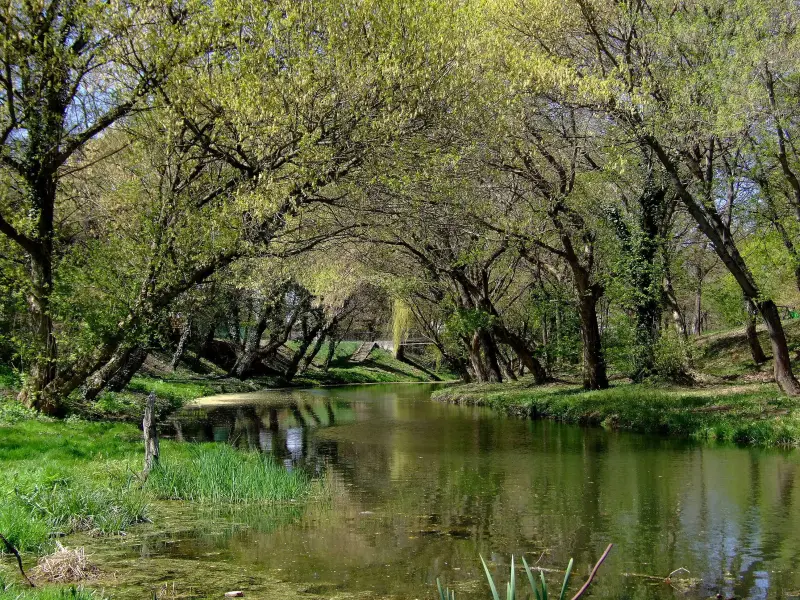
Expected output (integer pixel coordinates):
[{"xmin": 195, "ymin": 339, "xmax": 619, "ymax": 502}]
[
  {"xmin": 0, "ymin": 407, "xmax": 312, "ymax": 592},
  {"xmin": 433, "ymin": 320, "xmax": 800, "ymax": 447},
  {"xmin": 433, "ymin": 380, "xmax": 800, "ymax": 446}
]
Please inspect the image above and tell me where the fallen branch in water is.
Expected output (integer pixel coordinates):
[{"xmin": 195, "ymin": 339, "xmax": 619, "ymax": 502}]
[
  {"xmin": 570, "ymin": 543, "xmax": 612, "ymax": 600},
  {"xmin": 0, "ymin": 532, "xmax": 35, "ymax": 587}
]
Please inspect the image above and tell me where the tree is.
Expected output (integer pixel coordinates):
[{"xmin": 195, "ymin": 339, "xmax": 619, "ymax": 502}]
[
  {"xmin": 2, "ymin": 0, "xmax": 476, "ymax": 412},
  {"xmin": 495, "ymin": 0, "xmax": 800, "ymax": 395},
  {"xmin": 0, "ymin": 0, "xmax": 195, "ymax": 412}
]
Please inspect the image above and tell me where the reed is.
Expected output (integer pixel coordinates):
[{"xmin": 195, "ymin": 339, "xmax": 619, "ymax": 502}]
[{"xmin": 145, "ymin": 443, "xmax": 310, "ymax": 503}]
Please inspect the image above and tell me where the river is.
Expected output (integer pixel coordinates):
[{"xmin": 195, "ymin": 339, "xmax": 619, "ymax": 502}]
[{"xmin": 85, "ymin": 383, "xmax": 800, "ymax": 600}]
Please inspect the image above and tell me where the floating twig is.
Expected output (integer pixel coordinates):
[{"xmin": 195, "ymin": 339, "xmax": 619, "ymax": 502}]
[{"xmin": 570, "ymin": 543, "xmax": 613, "ymax": 600}]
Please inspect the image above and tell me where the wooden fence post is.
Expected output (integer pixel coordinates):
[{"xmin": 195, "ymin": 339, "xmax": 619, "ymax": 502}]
[{"xmin": 143, "ymin": 391, "xmax": 159, "ymax": 477}]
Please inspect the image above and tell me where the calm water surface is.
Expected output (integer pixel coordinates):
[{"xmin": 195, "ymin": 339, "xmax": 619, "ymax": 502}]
[{"xmin": 96, "ymin": 384, "xmax": 800, "ymax": 599}]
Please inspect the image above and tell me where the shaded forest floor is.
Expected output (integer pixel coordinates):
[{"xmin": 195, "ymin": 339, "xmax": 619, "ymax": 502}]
[{"xmin": 433, "ymin": 319, "xmax": 800, "ymax": 447}]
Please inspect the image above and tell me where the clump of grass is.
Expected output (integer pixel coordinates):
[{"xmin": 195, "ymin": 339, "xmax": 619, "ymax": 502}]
[
  {"xmin": 0, "ymin": 471, "xmax": 148, "ymax": 553},
  {"xmin": 440, "ymin": 546, "xmax": 610, "ymax": 600},
  {"xmin": 146, "ymin": 443, "xmax": 310, "ymax": 503}
]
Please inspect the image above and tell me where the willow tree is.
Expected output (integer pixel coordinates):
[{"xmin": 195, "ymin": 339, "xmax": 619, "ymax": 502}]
[
  {"xmin": 0, "ymin": 0, "xmax": 198, "ymax": 412},
  {"xmin": 5, "ymin": 0, "xmax": 477, "ymax": 413},
  {"xmin": 494, "ymin": 0, "xmax": 800, "ymax": 395}
]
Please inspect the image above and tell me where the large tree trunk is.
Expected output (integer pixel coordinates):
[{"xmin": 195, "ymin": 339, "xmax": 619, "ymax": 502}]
[
  {"xmin": 82, "ymin": 344, "xmax": 149, "ymax": 403},
  {"xmin": 745, "ymin": 299, "xmax": 767, "ymax": 366},
  {"xmin": 284, "ymin": 319, "xmax": 323, "ymax": 382},
  {"xmin": 759, "ymin": 300, "xmax": 800, "ymax": 394},
  {"xmin": 466, "ymin": 332, "xmax": 489, "ymax": 382},
  {"xmin": 478, "ymin": 329, "xmax": 503, "ymax": 383},
  {"xmin": 577, "ymin": 288, "xmax": 609, "ymax": 390},
  {"xmin": 20, "ymin": 248, "xmax": 59, "ymax": 415}
]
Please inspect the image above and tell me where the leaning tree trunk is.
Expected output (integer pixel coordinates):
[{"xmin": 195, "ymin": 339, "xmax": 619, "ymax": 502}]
[
  {"xmin": 649, "ymin": 136, "xmax": 800, "ymax": 396},
  {"xmin": 82, "ymin": 345, "xmax": 149, "ymax": 403},
  {"xmin": 284, "ymin": 318, "xmax": 323, "ymax": 382},
  {"xmin": 322, "ymin": 338, "xmax": 339, "ymax": 372},
  {"xmin": 577, "ymin": 288, "xmax": 609, "ymax": 390},
  {"xmin": 300, "ymin": 331, "xmax": 327, "ymax": 374},
  {"xmin": 492, "ymin": 323, "xmax": 547, "ymax": 384},
  {"xmin": 107, "ymin": 347, "xmax": 148, "ymax": 392},
  {"xmin": 170, "ymin": 319, "xmax": 192, "ymax": 371},
  {"xmin": 745, "ymin": 299, "xmax": 767, "ymax": 366}
]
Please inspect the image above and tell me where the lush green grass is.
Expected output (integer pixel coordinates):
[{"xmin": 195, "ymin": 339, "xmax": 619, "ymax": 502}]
[
  {"xmin": 693, "ymin": 318, "xmax": 800, "ymax": 377},
  {"xmin": 0, "ymin": 409, "xmax": 313, "ymax": 556},
  {"xmin": 127, "ymin": 376, "xmax": 213, "ymax": 403},
  {"xmin": 146, "ymin": 443, "xmax": 310, "ymax": 503},
  {"xmin": 433, "ymin": 379, "xmax": 800, "ymax": 446},
  {"xmin": 0, "ymin": 571, "xmax": 104, "ymax": 600},
  {"xmin": 0, "ymin": 418, "xmax": 148, "ymax": 553}
]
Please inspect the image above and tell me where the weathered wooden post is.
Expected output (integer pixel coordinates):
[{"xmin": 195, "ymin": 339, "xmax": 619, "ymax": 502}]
[{"xmin": 143, "ymin": 391, "xmax": 159, "ymax": 477}]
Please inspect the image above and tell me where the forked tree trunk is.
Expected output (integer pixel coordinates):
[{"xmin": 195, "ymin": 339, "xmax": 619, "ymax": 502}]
[{"xmin": 478, "ymin": 330, "xmax": 503, "ymax": 383}]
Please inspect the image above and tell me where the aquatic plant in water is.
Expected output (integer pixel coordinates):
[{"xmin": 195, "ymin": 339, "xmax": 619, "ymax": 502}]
[{"xmin": 437, "ymin": 545, "xmax": 612, "ymax": 600}]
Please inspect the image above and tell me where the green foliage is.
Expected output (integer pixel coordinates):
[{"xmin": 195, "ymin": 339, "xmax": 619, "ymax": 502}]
[
  {"xmin": 652, "ymin": 331, "xmax": 690, "ymax": 383},
  {"xmin": 445, "ymin": 307, "xmax": 496, "ymax": 338},
  {"xmin": 392, "ymin": 299, "xmax": 412, "ymax": 352},
  {"xmin": 145, "ymin": 444, "xmax": 310, "ymax": 503},
  {"xmin": 0, "ymin": 399, "xmax": 39, "ymax": 425},
  {"xmin": 0, "ymin": 365, "xmax": 20, "ymax": 391}
]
